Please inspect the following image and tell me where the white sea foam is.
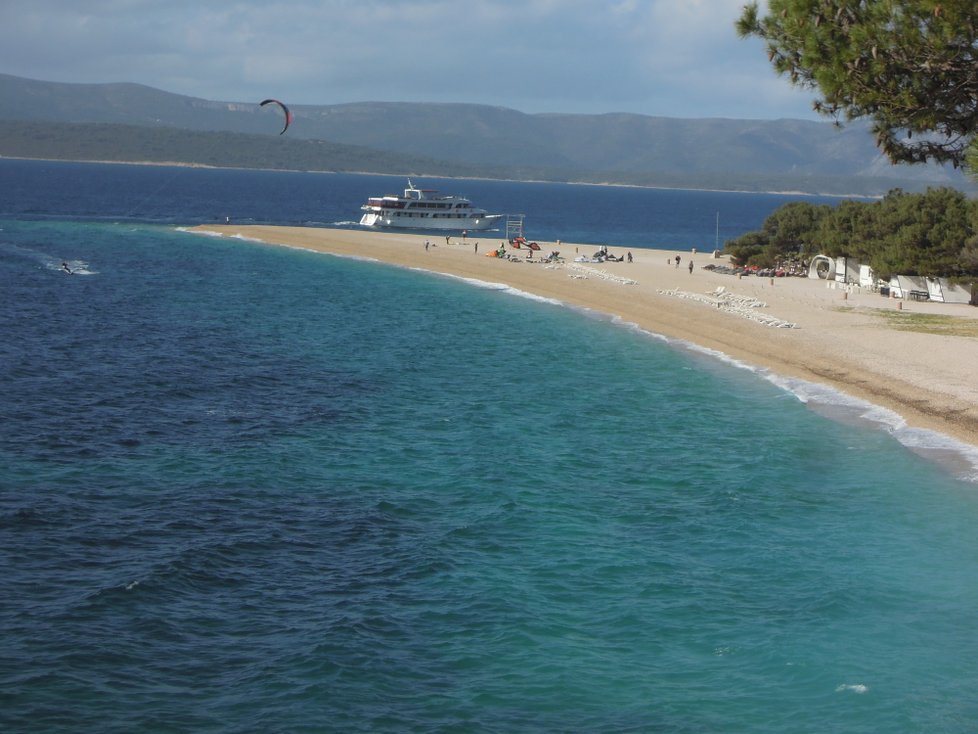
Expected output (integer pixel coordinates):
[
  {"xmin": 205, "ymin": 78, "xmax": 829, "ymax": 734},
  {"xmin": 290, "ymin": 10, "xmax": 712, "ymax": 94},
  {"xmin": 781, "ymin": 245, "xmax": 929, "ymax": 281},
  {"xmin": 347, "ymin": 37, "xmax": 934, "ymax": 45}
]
[
  {"xmin": 609, "ymin": 314, "xmax": 671, "ymax": 343},
  {"xmin": 47, "ymin": 258, "xmax": 96, "ymax": 275},
  {"xmin": 179, "ymin": 226, "xmax": 222, "ymax": 237},
  {"xmin": 447, "ymin": 274, "xmax": 565, "ymax": 306},
  {"xmin": 2, "ymin": 243, "xmax": 97, "ymax": 275},
  {"xmin": 615, "ymin": 322, "xmax": 978, "ymax": 483},
  {"xmin": 765, "ymin": 373, "xmax": 978, "ymax": 481},
  {"xmin": 182, "ymin": 228, "xmax": 266, "ymax": 244},
  {"xmin": 836, "ymin": 683, "xmax": 869, "ymax": 694}
]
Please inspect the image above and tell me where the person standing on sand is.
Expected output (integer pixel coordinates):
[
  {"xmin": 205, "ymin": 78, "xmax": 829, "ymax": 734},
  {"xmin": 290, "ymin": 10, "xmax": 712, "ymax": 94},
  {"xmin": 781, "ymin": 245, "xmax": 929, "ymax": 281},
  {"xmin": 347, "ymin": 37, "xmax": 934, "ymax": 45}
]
[
  {"xmin": 474, "ymin": 242, "xmax": 478, "ymax": 254},
  {"xmin": 688, "ymin": 260, "xmax": 694, "ymax": 274},
  {"xmin": 627, "ymin": 252, "xmax": 633, "ymax": 263},
  {"xmin": 425, "ymin": 240, "xmax": 429, "ymax": 251},
  {"xmin": 675, "ymin": 255, "xmax": 681, "ymax": 268}
]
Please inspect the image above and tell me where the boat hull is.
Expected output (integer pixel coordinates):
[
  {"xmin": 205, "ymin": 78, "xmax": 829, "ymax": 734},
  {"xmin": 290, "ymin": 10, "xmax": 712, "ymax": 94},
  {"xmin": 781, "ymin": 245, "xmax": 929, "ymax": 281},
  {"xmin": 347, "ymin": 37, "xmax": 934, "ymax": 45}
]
[{"xmin": 359, "ymin": 212, "xmax": 503, "ymax": 231}]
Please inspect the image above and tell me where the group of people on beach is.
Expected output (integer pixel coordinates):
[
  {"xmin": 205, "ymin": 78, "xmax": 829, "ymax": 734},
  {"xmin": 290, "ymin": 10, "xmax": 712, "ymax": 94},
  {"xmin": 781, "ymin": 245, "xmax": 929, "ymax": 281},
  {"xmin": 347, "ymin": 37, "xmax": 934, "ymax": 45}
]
[
  {"xmin": 427, "ymin": 237, "xmax": 480, "ymax": 253},
  {"xmin": 427, "ymin": 236, "xmax": 643, "ymax": 267},
  {"xmin": 673, "ymin": 254, "xmax": 694, "ymax": 273},
  {"xmin": 592, "ymin": 245, "xmax": 632, "ymax": 263},
  {"xmin": 424, "ymin": 234, "xmax": 707, "ymax": 276}
]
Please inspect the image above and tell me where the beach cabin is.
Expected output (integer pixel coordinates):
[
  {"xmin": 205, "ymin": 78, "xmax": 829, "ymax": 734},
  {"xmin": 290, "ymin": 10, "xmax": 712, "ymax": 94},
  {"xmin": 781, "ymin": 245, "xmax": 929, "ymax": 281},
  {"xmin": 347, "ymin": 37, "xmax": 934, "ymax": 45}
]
[
  {"xmin": 838, "ymin": 257, "xmax": 861, "ymax": 284},
  {"xmin": 810, "ymin": 253, "xmax": 976, "ymax": 303},
  {"xmin": 808, "ymin": 255, "xmax": 878, "ymax": 288},
  {"xmin": 889, "ymin": 275, "xmax": 932, "ymax": 301},
  {"xmin": 808, "ymin": 255, "xmax": 835, "ymax": 280},
  {"xmin": 808, "ymin": 255, "xmax": 867, "ymax": 285},
  {"xmin": 886, "ymin": 275, "xmax": 975, "ymax": 303},
  {"xmin": 859, "ymin": 264, "xmax": 875, "ymax": 289},
  {"xmin": 926, "ymin": 278, "xmax": 974, "ymax": 304}
]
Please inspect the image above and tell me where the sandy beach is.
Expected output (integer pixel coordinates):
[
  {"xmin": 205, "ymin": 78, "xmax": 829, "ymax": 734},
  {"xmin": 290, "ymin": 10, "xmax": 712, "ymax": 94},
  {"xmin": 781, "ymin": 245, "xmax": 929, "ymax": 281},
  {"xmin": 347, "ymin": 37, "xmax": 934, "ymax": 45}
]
[{"xmin": 192, "ymin": 225, "xmax": 978, "ymax": 448}]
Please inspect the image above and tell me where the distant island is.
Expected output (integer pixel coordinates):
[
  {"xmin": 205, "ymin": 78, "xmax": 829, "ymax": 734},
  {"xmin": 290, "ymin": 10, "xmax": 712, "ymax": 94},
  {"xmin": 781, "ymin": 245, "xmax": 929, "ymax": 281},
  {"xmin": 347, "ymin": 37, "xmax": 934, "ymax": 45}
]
[{"xmin": 0, "ymin": 73, "xmax": 973, "ymax": 197}]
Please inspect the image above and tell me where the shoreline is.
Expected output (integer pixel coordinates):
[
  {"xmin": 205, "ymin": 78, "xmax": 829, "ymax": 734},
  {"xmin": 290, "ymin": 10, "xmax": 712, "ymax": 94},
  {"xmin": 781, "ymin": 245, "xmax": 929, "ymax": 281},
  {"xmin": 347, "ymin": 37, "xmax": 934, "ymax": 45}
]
[
  {"xmin": 0, "ymin": 156, "xmax": 882, "ymax": 198},
  {"xmin": 190, "ymin": 224, "xmax": 978, "ymax": 464}
]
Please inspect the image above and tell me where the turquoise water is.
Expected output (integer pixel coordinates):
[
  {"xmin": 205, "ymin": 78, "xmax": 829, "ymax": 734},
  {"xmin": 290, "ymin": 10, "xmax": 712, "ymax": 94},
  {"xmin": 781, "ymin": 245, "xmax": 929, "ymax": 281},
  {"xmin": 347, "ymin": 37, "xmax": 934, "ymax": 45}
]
[{"xmin": 3, "ymin": 164, "xmax": 978, "ymax": 732}]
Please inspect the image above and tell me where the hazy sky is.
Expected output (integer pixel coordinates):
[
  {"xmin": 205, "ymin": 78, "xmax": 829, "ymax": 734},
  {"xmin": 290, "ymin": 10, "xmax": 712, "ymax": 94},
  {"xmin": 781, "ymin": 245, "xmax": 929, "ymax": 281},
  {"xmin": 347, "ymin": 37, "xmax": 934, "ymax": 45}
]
[{"xmin": 0, "ymin": 0, "xmax": 819, "ymax": 120}]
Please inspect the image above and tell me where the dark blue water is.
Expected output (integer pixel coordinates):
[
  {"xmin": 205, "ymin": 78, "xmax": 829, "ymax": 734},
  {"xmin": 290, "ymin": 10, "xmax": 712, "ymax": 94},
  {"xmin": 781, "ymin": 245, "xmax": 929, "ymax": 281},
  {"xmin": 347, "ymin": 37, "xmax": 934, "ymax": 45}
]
[
  {"xmin": 0, "ymin": 158, "xmax": 837, "ymax": 249},
  {"xmin": 3, "ymin": 160, "xmax": 978, "ymax": 733}
]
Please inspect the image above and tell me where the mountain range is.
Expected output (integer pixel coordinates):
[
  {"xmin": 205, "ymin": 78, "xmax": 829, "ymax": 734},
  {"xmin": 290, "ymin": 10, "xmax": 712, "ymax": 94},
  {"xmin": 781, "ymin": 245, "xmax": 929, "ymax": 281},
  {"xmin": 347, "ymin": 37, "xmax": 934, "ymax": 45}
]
[{"xmin": 0, "ymin": 73, "xmax": 971, "ymax": 196}]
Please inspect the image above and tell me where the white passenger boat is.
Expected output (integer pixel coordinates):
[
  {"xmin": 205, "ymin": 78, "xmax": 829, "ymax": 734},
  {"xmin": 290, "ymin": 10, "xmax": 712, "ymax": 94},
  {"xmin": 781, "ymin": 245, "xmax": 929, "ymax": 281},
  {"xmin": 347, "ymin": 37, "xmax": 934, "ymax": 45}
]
[{"xmin": 359, "ymin": 180, "xmax": 503, "ymax": 231}]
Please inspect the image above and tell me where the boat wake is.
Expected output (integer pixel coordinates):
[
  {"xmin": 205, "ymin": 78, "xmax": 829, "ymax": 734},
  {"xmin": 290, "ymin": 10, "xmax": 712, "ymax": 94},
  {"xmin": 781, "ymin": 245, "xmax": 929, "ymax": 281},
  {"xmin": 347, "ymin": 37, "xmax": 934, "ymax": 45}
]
[
  {"xmin": 50, "ymin": 258, "xmax": 96, "ymax": 275},
  {"xmin": 0, "ymin": 242, "xmax": 97, "ymax": 275}
]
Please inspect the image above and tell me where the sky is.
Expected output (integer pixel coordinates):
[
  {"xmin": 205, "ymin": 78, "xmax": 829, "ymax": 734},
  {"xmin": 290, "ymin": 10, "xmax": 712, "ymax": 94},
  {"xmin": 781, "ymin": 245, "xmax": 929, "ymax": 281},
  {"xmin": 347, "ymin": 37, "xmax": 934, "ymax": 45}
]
[{"xmin": 0, "ymin": 0, "xmax": 821, "ymax": 121}]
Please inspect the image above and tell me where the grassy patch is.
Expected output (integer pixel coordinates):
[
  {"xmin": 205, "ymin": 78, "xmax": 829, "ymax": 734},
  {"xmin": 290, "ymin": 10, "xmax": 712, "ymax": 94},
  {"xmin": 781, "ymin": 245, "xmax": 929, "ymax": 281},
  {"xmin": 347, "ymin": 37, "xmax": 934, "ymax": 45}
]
[{"xmin": 874, "ymin": 310, "xmax": 978, "ymax": 337}]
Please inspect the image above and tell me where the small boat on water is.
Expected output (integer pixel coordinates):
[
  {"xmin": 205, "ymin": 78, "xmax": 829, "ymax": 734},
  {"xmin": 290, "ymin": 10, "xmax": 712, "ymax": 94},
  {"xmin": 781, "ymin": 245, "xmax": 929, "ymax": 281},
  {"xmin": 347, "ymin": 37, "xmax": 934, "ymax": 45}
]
[{"xmin": 359, "ymin": 180, "xmax": 503, "ymax": 231}]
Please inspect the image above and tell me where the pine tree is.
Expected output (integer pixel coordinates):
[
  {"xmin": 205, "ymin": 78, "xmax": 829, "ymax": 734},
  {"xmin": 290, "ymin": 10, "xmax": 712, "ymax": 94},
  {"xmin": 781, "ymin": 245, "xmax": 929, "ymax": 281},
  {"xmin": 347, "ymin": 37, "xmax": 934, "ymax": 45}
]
[{"xmin": 737, "ymin": 0, "xmax": 978, "ymax": 168}]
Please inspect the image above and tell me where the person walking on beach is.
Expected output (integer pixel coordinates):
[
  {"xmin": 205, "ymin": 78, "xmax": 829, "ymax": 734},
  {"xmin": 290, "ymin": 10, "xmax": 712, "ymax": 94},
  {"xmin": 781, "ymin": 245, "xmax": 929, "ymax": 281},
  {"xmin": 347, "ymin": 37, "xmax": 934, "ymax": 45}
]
[
  {"xmin": 675, "ymin": 255, "xmax": 681, "ymax": 268},
  {"xmin": 627, "ymin": 252, "xmax": 633, "ymax": 263},
  {"xmin": 474, "ymin": 242, "xmax": 478, "ymax": 254},
  {"xmin": 688, "ymin": 260, "xmax": 694, "ymax": 274},
  {"xmin": 425, "ymin": 240, "xmax": 429, "ymax": 251}
]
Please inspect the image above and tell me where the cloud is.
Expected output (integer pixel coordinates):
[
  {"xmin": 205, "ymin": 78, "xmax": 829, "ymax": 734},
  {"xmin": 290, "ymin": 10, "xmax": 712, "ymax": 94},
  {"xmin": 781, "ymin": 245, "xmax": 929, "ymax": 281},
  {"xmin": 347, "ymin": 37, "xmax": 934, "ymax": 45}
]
[{"xmin": 0, "ymin": 0, "xmax": 818, "ymax": 119}]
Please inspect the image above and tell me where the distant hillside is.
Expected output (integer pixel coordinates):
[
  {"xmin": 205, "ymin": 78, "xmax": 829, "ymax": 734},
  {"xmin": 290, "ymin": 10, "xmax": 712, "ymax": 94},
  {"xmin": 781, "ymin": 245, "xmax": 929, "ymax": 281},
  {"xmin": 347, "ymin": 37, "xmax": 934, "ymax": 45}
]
[
  {"xmin": 0, "ymin": 121, "xmax": 471, "ymax": 176},
  {"xmin": 2, "ymin": 120, "xmax": 948, "ymax": 197},
  {"xmin": 0, "ymin": 73, "xmax": 972, "ymax": 195}
]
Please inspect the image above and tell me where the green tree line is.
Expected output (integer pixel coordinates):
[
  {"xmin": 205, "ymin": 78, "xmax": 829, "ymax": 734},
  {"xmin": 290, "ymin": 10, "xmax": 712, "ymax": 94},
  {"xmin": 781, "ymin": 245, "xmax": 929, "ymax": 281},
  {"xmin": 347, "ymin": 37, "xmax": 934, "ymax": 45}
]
[{"xmin": 725, "ymin": 187, "xmax": 978, "ymax": 279}]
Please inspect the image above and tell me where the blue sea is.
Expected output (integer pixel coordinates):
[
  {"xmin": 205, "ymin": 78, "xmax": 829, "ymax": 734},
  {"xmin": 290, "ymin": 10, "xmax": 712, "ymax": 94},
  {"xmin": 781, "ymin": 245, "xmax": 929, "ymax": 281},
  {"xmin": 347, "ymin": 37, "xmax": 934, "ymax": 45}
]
[{"xmin": 3, "ymin": 159, "xmax": 978, "ymax": 733}]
